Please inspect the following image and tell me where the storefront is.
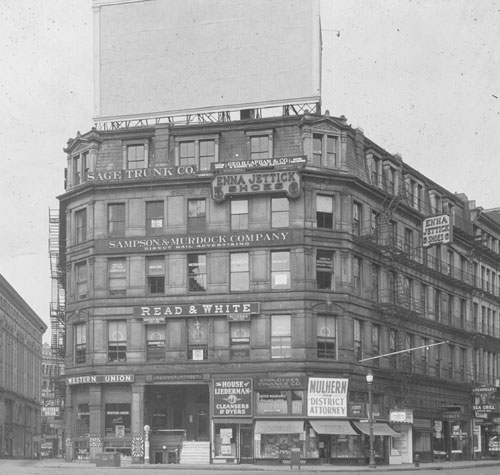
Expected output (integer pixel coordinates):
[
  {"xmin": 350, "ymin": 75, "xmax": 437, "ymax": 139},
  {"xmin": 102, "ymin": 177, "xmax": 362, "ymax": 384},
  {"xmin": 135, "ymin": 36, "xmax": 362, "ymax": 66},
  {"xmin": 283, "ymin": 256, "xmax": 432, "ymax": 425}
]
[
  {"xmin": 309, "ymin": 420, "xmax": 361, "ymax": 464},
  {"xmin": 212, "ymin": 419, "xmax": 253, "ymax": 463},
  {"xmin": 389, "ymin": 409, "xmax": 413, "ymax": 464},
  {"xmin": 254, "ymin": 420, "xmax": 307, "ymax": 462},
  {"xmin": 352, "ymin": 421, "xmax": 400, "ymax": 464}
]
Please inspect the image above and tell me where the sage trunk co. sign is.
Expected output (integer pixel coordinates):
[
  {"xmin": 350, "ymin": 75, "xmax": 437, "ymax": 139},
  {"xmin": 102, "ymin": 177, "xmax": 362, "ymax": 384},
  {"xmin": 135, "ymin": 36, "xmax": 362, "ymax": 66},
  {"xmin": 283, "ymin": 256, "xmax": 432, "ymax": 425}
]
[
  {"xmin": 212, "ymin": 169, "xmax": 301, "ymax": 201},
  {"xmin": 213, "ymin": 379, "xmax": 253, "ymax": 417}
]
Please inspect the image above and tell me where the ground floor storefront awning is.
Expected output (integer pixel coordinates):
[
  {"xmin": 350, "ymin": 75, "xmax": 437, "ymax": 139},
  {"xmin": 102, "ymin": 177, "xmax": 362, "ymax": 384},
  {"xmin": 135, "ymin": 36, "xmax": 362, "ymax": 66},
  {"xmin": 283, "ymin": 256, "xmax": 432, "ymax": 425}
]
[
  {"xmin": 309, "ymin": 420, "xmax": 357, "ymax": 435},
  {"xmin": 353, "ymin": 421, "xmax": 401, "ymax": 437},
  {"xmin": 254, "ymin": 420, "xmax": 304, "ymax": 434}
]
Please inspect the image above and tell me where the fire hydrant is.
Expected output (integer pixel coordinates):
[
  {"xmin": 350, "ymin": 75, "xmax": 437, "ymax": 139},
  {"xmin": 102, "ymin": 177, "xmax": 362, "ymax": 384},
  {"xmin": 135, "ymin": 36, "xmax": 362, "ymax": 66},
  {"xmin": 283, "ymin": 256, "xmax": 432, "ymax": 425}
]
[{"xmin": 414, "ymin": 454, "xmax": 420, "ymax": 467}]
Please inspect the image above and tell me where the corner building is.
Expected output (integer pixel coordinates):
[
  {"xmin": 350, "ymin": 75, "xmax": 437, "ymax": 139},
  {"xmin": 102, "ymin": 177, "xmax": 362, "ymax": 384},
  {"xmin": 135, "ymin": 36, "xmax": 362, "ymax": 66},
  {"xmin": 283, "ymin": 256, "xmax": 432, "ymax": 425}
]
[{"xmin": 60, "ymin": 113, "xmax": 499, "ymax": 465}]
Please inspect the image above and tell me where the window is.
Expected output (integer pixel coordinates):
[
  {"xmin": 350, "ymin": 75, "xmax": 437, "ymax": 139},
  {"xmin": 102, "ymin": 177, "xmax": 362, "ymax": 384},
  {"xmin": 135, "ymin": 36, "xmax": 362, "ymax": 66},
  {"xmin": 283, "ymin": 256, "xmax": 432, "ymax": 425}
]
[
  {"xmin": 312, "ymin": 133, "xmax": 338, "ymax": 168},
  {"xmin": 230, "ymin": 322, "xmax": 250, "ymax": 358},
  {"xmin": 109, "ymin": 258, "xmax": 126, "ymax": 295},
  {"xmin": 188, "ymin": 319, "xmax": 208, "ymax": 360},
  {"xmin": 108, "ymin": 320, "xmax": 127, "ymax": 362},
  {"xmin": 230, "ymin": 252, "xmax": 249, "ymax": 291},
  {"xmin": 199, "ymin": 140, "xmax": 216, "ymax": 170},
  {"xmin": 176, "ymin": 137, "xmax": 217, "ymax": 170},
  {"xmin": 372, "ymin": 325, "xmax": 380, "ymax": 365},
  {"xmin": 352, "ymin": 201, "xmax": 361, "ymax": 235},
  {"xmin": 271, "ymin": 251, "xmax": 290, "ymax": 289},
  {"xmin": 367, "ymin": 153, "xmax": 382, "ymax": 187},
  {"xmin": 316, "ymin": 195, "xmax": 334, "ymax": 229},
  {"xmin": 371, "ymin": 263, "xmax": 380, "ymax": 301},
  {"xmin": 76, "ymin": 404, "xmax": 90, "ymax": 437},
  {"xmin": 385, "ymin": 166, "xmax": 396, "ymax": 194},
  {"xmin": 75, "ymin": 208, "xmax": 87, "ymax": 243},
  {"xmin": 434, "ymin": 288, "xmax": 441, "ymax": 321},
  {"xmin": 108, "ymin": 203, "xmax": 125, "ymax": 236},
  {"xmin": 146, "ymin": 325, "xmax": 165, "ymax": 361},
  {"xmin": 230, "ymin": 199, "xmax": 248, "ymax": 230},
  {"xmin": 126, "ymin": 144, "xmax": 146, "ymax": 169},
  {"xmin": 389, "ymin": 329, "xmax": 397, "ymax": 369},
  {"xmin": 255, "ymin": 390, "xmax": 303, "ymax": 415},
  {"xmin": 353, "ymin": 257, "xmax": 362, "ymax": 294},
  {"xmin": 187, "ymin": 199, "xmax": 206, "ymax": 232},
  {"xmin": 188, "ymin": 254, "xmax": 207, "ymax": 292},
  {"xmin": 75, "ymin": 261, "xmax": 88, "ymax": 300},
  {"xmin": 75, "ymin": 323, "xmax": 86, "ymax": 364},
  {"xmin": 250, "ymin": 136, "xmax": 270, "ymax": 160},
  {"xmin": 179, "ymin": 141, "xmax": 195, "ymax": 166},
  {"xmin": 147, "ymin": 257, "xmax": 165, "ymax": 294},
  {"xmin": 72, "ymin": 151, "xmax": 89, "ymax": 186},
  {"xmin": 316, "ymin": 250, "xmax": 334, "ymax": 290},
  {"xmin": 449, "ymin": 344, "xmax": 455, "ymax": 378},
  {"xmin": 354, "ymin": 319, "xmax": 362, "ymax": 361},
  {"xmin": 317, "ymin": 316, "xmax": 336, "ymax": 359},
  {"xmin": 105, "ymin": 403, "xmax": 131, "ymax": 436},
  {"xmin": 404, "ymin": 228, "xmax": 413, "ymax": 255},
  {"xmin": 146, "ymin": 201, "xmax": 164, "ymax": 235},
  {"xmin": 271, "ymin": 197, "xmax": 289, "ymax": 228},
  {"xmin": 271, "ymin": 315, "xmax": 291, "ymax": 359}
]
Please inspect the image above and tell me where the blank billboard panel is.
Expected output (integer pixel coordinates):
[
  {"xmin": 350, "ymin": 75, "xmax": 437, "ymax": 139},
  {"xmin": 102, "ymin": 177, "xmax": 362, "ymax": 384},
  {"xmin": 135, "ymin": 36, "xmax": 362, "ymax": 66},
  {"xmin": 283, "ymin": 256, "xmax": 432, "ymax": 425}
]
[{"xmin": 93, "ymin": 0, "xmax": 321, "ymax": 121}]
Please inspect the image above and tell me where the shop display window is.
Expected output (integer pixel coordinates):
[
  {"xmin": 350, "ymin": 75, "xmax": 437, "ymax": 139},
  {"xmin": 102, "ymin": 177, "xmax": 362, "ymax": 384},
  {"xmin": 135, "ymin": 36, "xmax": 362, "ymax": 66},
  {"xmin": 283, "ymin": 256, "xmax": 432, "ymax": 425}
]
[
  {"xmin": 105, "ymin": 403, "xmax": 131, "ymax": 436},
  {"xmin": 331, "ymin": 434, "xmax": 363, "ymax": 459},
  {"xmin": 214, "ymin": 424, "xmax": 237, "ymax": 458},
  {"xmin": 104, "ymin": 442, "xmax": 131, "ymax": 460},
  {"xmin": 259, "ymin": 433, "xmax": 303, "ymax": 459}
]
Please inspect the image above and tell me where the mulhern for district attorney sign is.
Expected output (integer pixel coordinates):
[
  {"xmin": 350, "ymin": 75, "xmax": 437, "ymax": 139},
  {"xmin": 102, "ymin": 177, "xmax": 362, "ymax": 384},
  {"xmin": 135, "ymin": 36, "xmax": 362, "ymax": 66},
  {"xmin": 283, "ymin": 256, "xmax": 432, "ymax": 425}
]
[
  {"xmin": 307, "ymin": 377, "xmax": 348, "ymax": 417},
  {"xmin": 422, "ymin": 214, "xmax": 452, "ymax": 247}
]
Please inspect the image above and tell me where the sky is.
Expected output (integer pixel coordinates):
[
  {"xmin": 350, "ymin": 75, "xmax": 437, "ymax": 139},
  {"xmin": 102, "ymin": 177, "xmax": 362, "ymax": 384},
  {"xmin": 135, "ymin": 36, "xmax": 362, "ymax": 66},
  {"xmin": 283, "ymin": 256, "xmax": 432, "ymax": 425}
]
[{"xmin": 0, "ymin": 0, "xmax": 499, "ymax": 340}]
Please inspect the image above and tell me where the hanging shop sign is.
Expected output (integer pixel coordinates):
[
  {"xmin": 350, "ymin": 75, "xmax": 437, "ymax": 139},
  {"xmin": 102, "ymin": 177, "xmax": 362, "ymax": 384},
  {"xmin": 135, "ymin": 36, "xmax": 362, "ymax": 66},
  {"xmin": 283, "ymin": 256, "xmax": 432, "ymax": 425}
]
[
  {"xmin": 390, "ymin": 409, "xmax": 414, "ymax": 424},
  {"xmin": 422, "ymin": 214, "xmax": 452, "ymax": 248},
  {"xmin": 473, "ymin": 386, "xmax": 498, "ymax": 414},
  {"xmin": 213, "ymin": 379, "xmax": 253, "ymax": 417},
  {"xmin": 96, "ymin": 230, "xmax": 291, "ymax": 254},
  {"xmin": 86, "ymin": 166, "xmax": 196, "ymax": 182},
  {"xmin": 307, "ymin": 377, "xmax": 348, "ymax": 417},
  {"xmin": 135, "ymin": 302, "xmax": 260, "ymax": 318},
  {"xmin": 66, "ymin": 374, "xmax": 135, "ymax": 385},
  {"xmin": 212, "ymin": 170, "xmax": 301, "ymax": 201},
  {"xmin": 213, "ymin": 156, "xmax": 307, "ymax": 171}
]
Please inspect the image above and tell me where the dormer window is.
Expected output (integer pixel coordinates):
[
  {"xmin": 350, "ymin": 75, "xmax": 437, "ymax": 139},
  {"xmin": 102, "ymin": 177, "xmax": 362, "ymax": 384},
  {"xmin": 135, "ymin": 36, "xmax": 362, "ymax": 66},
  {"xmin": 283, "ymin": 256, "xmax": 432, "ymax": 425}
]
[
  {"xmin": 312, "ymin": 133, "xmax": 338, "ymax": 168},
  {"xmin": 72, "ymin": 150, "xmax": 89, "ymax": 186}
]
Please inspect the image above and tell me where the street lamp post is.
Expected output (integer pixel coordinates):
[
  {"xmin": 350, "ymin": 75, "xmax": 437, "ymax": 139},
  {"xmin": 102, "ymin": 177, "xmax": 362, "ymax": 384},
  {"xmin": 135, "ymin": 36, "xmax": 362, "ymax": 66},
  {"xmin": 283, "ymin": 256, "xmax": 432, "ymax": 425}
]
[{"xmin": 366, "ymin": 370, "xmax": 376, "ymax": 468}]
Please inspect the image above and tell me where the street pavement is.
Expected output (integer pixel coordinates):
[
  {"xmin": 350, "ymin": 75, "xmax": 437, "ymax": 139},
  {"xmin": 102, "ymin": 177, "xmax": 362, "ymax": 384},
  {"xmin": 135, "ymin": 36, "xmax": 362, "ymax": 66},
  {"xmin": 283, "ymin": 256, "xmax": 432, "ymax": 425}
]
[{"xmin": 0, "ymin": 457, "xmax": 499, "ymax": 474}]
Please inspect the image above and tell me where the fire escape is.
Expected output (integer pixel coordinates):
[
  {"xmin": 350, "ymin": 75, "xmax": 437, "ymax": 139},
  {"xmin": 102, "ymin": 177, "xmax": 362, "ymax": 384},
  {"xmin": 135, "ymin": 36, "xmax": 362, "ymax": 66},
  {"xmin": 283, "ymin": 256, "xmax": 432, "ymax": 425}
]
[
  {"xmin": 49, "ymin": 208, "xmax": 66, "ymax": 400},
  {"xmin": 355, "ymin": 180, "xmax": 420, "ymax": 407}
]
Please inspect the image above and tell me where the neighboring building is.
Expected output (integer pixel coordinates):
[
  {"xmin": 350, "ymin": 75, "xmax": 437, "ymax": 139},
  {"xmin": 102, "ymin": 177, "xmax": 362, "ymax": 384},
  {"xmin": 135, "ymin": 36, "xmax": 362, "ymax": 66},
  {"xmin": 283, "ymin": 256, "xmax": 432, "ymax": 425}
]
[
  {"xmin": 58, "ymin": 111, "xmax": 500, "ymax": 465},
  {"xmin": 0, "ymin": 274, "xmax": 47, "ymax": 458},
  {"xmin": 41, "ymin": 343, "xmax": 65, "ymax": 458}
]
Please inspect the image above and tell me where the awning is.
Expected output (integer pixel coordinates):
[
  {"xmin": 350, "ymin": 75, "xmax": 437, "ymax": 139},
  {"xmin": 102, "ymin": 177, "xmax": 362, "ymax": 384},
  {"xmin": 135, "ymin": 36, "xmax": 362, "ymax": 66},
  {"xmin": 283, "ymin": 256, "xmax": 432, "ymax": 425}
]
[
  {"xmin": 309, "ymin": 420, "xmax": 357, "ymax": 435},
  {"xmin": 353, "ymin": 422, "xmax": 401, "ymax": 437},
  {"xmin": 254, "ymin": 420, "xmax": 304, "ymax": 434},
  {"xmin": 213, "ymin": 418, "xmax": 253, "ymax": 425}
]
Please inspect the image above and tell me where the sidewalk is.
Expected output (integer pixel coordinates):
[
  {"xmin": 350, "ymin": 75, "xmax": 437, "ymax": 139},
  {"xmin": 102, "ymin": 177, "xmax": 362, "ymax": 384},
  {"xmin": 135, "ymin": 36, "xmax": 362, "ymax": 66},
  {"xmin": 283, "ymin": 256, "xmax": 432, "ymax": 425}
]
[{"xmin": 32, "ymin": 457, "xmax": 500, "ymax": 472}]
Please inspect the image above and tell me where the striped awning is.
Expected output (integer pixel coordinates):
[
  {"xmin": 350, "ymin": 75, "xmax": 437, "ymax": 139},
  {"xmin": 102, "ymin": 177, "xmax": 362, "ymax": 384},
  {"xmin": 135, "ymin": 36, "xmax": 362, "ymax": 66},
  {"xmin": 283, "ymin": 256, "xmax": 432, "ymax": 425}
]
[
  {"xmin": 254, "ymin": 420, "xmax": 304, "ymax": 434},
  {"xmin": 309, "ymin": 420, "xmax": 357, "ymax": 435},
  {"xmin": 213, "ymin": 418, "xmax": 253, "ymax": 425},
  {"xmin": 353, "ymin": 422, "xmax": 401, "ymax": 437}
]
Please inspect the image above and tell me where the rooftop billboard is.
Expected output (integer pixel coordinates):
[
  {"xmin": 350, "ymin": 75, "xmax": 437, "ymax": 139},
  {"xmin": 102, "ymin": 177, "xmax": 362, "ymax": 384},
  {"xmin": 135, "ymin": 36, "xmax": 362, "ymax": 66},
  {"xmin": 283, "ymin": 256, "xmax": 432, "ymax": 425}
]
[{"xmin": 93, "ymin": 0, "xmax": 321, "ymax": 122}]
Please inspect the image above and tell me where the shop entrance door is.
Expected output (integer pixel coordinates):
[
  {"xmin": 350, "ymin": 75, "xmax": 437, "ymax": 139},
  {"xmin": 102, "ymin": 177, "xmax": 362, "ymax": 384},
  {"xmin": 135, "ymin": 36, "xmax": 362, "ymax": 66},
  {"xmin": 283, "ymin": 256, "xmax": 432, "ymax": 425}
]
[
  {"xmin": 240, "ymin": 427, "xmax": 254, "ymax": 462},
  {"xmin": 319, "ymin": 435, "xmax": 330, "ymax": 460}
]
